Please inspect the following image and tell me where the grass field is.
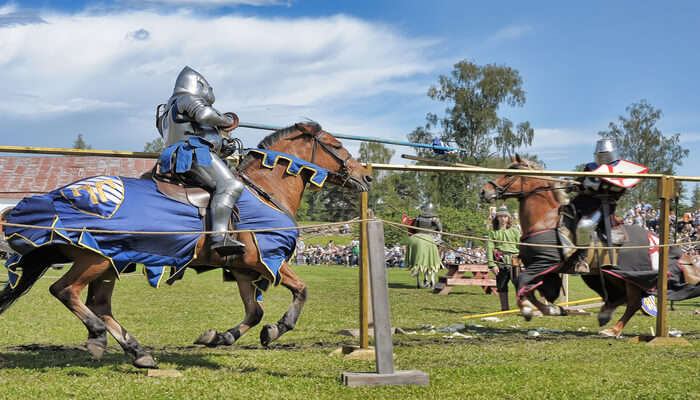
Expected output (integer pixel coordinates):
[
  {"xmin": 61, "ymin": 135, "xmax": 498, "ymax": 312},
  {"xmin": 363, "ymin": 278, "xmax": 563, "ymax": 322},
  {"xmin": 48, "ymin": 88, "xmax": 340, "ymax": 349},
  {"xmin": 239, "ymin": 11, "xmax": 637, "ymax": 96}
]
[{"xmin": 0, "ymin": 264, "xmax": 698, "ymax": 399}]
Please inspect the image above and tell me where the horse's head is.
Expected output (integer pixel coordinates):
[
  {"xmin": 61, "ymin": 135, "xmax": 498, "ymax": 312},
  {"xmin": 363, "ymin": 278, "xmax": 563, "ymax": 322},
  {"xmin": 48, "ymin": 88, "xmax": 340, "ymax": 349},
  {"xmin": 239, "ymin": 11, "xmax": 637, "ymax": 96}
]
[
  {"xmin": 479, "ymin": 154, "xmax": 568, "ymax": 205},
  {"xmin": 242, "ymin": 121, "xmax": 372, "ymax": 192}
]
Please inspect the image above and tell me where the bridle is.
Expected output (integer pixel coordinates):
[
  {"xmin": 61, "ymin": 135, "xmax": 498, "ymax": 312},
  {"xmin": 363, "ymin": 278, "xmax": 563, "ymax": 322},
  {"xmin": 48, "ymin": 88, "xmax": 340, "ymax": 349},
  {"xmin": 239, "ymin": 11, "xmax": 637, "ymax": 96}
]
[{"xmin": 308, "ymin": 130, "xmax": 354, "ymax": 187}]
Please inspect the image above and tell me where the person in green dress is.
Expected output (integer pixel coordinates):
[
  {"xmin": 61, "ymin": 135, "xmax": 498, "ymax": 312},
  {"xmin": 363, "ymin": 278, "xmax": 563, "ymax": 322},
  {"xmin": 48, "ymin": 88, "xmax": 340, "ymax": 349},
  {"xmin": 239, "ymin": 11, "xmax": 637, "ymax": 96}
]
[
  {"xmin": 487, "ymin": 205, "xmax": 521, "ymax": 310},
  {"xmin": 406, "ymin": 203, "xmax": 443, "ymax": 289}
]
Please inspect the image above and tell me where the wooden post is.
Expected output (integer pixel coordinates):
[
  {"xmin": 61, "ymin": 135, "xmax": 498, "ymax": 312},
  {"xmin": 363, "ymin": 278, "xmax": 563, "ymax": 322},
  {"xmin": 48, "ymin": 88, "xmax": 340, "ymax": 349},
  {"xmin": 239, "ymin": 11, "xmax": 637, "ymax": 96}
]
[
  {"xmin": 366, "ymin": 221, "xmax": 394, "ymax": 374},
  {"xmin": 342, "ymin": 221, "xmax": 429, "ymax": 386},
  {"xmin": 560, "ymin": 274, "xmax": 569, "ymax": 303},
  {"xmin": 359, "ymin": 165, "xmax": 371, "ymax": 349},
  {"xmin": 655, "ymin": 176, "xmax": 673, "ymax": 338}
]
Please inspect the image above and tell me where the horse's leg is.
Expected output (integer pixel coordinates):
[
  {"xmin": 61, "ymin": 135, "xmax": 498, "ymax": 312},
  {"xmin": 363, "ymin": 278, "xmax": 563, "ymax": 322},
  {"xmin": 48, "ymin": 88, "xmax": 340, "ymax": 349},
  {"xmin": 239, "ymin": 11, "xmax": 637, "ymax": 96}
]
[
  {"xmin": 600, "ymin": 281, "xmax": 643, "ymax": 338},
  {"xmin": 260, "ymin": 262, "xmax": 308, "ymax": 347},
  {"xmin": 84, "ymin": 280, "xmax": 108, "ymax": 360},
  {"xmin": 596, "ymin": 276, "xmax": 628, "ymax": 328},
  {"xmin": 194, "ymin": 270, "xmax": 264, "ymax": 347},
  {"xmin": 86, "ymin": 269, "xmax": 156, "ymax": 368},
  {"xmin": 518, "ymin": 292, "xmax": 546, "ymax": 321},
  {"xmin": 48, "ymin": 250, "xmax": 114, "ymax": 360},
  {"xmin": 518, "ymin": 291, "xmax": 566, "ymax": 321}
]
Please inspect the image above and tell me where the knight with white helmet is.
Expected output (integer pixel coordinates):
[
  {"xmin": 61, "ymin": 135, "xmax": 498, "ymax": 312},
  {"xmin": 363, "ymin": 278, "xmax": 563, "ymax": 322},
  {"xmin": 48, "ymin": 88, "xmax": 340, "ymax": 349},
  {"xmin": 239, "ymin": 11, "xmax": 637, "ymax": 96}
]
[
  {"xmin": 572, "ymin": 138, "xmax": 627, "ymax": 269},
  {"xmin": 156, "ymin": 66, "xmax": 245, "ymax": 256}
]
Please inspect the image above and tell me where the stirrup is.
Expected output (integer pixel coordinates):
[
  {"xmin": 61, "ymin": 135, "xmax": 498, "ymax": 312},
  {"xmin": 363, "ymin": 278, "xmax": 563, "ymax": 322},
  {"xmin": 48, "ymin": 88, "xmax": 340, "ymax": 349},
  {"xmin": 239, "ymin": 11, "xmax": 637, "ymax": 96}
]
[
  {"xmin": 211, "ymin": 234, "xmax": 245, "ymax": 256},
  {"xmin": 574, "ymin": 258, "xmax": 590, "ymax": 274}
]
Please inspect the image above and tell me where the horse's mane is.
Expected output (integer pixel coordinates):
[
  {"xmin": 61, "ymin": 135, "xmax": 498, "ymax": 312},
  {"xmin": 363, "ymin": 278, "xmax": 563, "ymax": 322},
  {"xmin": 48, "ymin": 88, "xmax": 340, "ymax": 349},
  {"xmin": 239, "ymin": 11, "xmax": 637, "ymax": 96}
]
[
  {"xmin": 238, "ymin": 121, "xmax": 322, "ymax": 170},
  {"xmin": 510, "ymin": 157, "xmax": 569, "ymax": 206}
]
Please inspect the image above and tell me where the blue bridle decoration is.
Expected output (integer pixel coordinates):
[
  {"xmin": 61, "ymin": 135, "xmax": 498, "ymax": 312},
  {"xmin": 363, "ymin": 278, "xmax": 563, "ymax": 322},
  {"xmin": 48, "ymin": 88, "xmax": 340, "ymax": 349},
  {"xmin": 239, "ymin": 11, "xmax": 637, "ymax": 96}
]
[{"xmin": 244, "ymin": 148, "xmax": 329, "ymax": 188}]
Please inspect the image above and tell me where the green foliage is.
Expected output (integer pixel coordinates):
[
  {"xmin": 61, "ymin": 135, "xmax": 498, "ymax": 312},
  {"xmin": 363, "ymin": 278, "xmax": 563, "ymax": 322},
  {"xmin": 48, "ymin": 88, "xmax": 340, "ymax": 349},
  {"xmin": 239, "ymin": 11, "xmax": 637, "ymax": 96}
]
[
  {"xmin": 599, "ymin": 100, "xmax": 689, "ymax": 205},
  {"xmin": 692, "ymin": 184, "xmax": 700, "ymax": 209},
  {"xmin": 72, "ymin": 134, "xmax": 92, "ymax": 149},
  {"xmin": 301, "ymin": 232, "xmax": 354, "ymax": 247},
  {"xmin": 359, "ymin": 141, "xmax": 394, "ymax": 165},
  {"xmin": 422, "ymin": 59, "xmax": 534, "ymax": 163},
  {"xmin": 143, "ymin": 137, "xmax": 165, "ymax": 152}
]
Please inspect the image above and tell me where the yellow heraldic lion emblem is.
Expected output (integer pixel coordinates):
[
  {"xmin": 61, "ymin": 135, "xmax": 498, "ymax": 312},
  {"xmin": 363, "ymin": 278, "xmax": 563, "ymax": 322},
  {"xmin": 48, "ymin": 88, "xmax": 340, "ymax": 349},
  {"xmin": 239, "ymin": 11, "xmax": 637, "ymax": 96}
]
[{"xmin": 59, "ymin": 176, "xmax": 125, "ymax": 219}]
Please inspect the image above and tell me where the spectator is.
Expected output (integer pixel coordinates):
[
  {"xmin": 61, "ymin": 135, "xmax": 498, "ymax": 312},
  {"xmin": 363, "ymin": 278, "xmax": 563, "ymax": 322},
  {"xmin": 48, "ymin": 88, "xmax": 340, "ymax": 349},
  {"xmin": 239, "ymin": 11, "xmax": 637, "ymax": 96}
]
[{"xmin": 487, "ymin": 206, "xmax": 521, "ymax": 311}]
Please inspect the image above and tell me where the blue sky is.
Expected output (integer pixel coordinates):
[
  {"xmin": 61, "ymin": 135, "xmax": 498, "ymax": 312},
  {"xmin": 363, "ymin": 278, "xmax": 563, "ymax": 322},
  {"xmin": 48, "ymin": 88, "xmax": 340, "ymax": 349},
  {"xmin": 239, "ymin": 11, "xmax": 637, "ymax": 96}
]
[{"xmin": 1, "ymin": 1, "xmax": 699, "ymax": 177}]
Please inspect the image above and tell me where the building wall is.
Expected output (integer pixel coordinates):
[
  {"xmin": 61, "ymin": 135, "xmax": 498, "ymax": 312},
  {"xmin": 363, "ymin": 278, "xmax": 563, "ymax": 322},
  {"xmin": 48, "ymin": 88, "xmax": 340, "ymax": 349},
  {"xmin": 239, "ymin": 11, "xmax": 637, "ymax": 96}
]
[{"xmin": 0, "ymin": 156, "xmax": 157, "ymax": 202}]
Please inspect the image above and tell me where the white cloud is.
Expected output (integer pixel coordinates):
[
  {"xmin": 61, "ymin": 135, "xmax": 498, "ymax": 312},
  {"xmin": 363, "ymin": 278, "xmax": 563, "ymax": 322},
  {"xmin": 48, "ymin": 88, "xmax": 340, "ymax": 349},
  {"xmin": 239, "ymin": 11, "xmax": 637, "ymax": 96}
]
[
  {"xmin": 679, "ymin": 132, "xmax": 700, "ymax": 144},
  {"xmin": 487, "ymin": 24, "xmax": 533, "ymax": 43},
  {"xmin": 125, "ymin": 0, "xmax": 288, "ymax": 7},
  {"xmin": 527, "ymin": 128, "xmax": 594, "ymax": 149},
  {"xmin": 0, "ymin": 6, "xmax": 438, "ymax": 150}
]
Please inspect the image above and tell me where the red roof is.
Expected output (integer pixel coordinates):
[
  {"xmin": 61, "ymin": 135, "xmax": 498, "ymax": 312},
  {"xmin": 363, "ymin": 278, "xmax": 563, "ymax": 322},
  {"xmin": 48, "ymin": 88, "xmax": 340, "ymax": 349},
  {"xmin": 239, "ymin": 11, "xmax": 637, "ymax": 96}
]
[{"xmin": 0, "ymin": 156, "xmax": 156, "ymax": 199}]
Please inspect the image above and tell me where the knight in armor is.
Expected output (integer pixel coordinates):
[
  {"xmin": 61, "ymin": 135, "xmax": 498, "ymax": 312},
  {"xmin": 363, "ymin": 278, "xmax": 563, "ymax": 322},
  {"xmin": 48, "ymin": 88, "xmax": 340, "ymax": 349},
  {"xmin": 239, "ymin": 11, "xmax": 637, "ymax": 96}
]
[
  {"xmin": 156, "ymin": 66, "xmax": 245, "ymax": 256},
  {"xmin": 412, "ymin": 203, "xmax": 443, "ymax": 242},
  {"xmin": 406, "ymin": 203, "xmax": 443, "ymax": 288},
  {"xmin": 572, "ymin": 138, "xmax": 627, "ymax": 269}
]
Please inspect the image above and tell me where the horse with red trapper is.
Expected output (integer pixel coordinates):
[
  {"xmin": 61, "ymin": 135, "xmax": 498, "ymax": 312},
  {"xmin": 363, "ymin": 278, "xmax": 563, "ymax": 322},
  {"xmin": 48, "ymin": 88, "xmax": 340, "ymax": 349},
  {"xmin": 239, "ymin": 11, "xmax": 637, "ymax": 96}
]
[
  {"xmin": 479, "ymin": 154, "xmax": 700, "ymax": 337},
  {"xmin": 0, "ymin": 121, "xmax": 372, "ymax": 368}
]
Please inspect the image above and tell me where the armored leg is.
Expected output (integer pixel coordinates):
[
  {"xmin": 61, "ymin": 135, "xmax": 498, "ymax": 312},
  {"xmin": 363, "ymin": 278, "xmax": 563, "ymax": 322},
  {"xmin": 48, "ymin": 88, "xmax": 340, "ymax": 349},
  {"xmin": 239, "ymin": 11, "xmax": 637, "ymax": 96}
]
[
  {"xmin": 576, "ymin": 210, "xmax": 601, "ymax": 246},
  {"xmin": 188, "ymin": 155, "xmax": 246, "ymax": 256},
  {"xmin": 574, "ymin": 210, "xmax": 601, "ymax": 272}
]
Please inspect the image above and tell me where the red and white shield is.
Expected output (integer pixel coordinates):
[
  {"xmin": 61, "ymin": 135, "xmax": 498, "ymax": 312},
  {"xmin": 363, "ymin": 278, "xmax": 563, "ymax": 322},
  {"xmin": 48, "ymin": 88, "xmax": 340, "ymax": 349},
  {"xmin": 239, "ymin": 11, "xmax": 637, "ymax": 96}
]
[{"xmin": 591, "ymin": 159, "xmax": 649, "ymax": 188}]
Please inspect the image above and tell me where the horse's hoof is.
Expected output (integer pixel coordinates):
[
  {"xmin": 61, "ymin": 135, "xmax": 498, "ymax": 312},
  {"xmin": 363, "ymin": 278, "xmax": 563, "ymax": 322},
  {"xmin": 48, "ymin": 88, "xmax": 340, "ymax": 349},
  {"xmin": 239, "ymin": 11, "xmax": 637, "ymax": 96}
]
[
  {"xmin": 520, "ymin": 300, "xmax": 535, "ymax": 309},
  {"xmin": 260, "ymin": 324, "xmax": 279, "ymax": 347},
  {"xmin": 599, "ymin": 328, "xmax": 620, "ymax": 338},
  {"xmin": 133, "ymin": 354, "xmax": 158, "ymax": 369},
  {"xmin": 549, "ymin": 305, "xmax": 568, "ymax": 316},
  {"xmin": 86, "ymin": 337, "xmax": 107, "ymax": 360},
  {"xmin": 521, "ymin": 306, "xmax": 533, "ymax": 322},
  {"xmin": 194, "ymin": 330, "xmax": 217, "ymax": 346},
  {"xmin": 598, "ymin": 311, "xmax": 612, "ymax": 327}
]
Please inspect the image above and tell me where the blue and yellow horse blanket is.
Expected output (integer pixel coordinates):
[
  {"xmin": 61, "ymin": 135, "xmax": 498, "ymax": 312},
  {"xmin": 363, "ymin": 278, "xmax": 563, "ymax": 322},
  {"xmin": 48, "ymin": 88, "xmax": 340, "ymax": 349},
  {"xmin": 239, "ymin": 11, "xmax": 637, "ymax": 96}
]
[{"xmin": 4, "ymin": 175, "xmax": 298, "ymax": 297}]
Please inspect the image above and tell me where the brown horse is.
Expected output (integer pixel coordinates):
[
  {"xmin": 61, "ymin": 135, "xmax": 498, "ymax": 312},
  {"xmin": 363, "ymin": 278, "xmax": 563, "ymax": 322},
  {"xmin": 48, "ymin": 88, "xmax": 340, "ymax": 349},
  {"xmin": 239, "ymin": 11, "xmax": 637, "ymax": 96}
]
[
  {"xmin": 0, "ymin": 121, "xmax": 372, "ymax": 368},
  {"xmin": 479, "ymin": 154, "xmax": 700, "ymax": 337}
]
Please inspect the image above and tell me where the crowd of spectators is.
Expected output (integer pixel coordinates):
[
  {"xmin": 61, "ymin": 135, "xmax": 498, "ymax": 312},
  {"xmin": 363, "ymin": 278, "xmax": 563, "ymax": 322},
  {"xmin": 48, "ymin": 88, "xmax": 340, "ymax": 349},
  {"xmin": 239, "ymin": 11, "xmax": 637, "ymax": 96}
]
[
  {"xmin": 622, "ymin": 202, "xmax": 700, "ymax": 253},
  {"xmin": 293, "ymin": 238, "xmax": 489, "ymax": 268},
  {"xmin": 442, "ymin": 246, "xmax": 487, "ymax": 265},
  {"xmin": 295, "ymin": 238, "xmax": 361, "ymax": 266}
]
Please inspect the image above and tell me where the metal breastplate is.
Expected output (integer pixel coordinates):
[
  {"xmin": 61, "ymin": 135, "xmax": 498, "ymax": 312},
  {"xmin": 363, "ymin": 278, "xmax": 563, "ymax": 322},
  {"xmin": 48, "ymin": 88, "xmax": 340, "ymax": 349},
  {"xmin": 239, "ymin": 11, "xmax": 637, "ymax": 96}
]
[
  {"xmin": 414, "ymin": 215, "xmax": 437, "ymax": 230},
  {"xmin": 161, "ymin": 102, "xmax": 222, "ymax": 154}
]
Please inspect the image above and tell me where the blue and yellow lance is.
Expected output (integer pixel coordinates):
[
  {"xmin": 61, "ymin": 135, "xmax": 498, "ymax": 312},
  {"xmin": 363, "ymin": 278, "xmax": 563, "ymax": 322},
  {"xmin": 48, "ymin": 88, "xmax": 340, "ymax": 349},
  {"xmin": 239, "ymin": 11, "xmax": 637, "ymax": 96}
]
[
  {"xmin": 0, "ymin": 121, "xmax": 466, "ymax": 158},
  {"xmin": 238, "ymin": 122, "xmax": 465, "ymax": 154}
]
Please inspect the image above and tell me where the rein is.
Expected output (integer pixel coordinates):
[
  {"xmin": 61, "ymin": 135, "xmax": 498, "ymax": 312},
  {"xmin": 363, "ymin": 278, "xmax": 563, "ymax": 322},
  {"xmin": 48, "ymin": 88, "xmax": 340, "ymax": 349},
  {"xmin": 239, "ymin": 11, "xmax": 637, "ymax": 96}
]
[
  {"xmin": 237, "ymin": 172, "xmax": 297, "ymax": 224},
  {"xmin": 488, "ymin": 175, "xmax": 568, "ymax": 199}
]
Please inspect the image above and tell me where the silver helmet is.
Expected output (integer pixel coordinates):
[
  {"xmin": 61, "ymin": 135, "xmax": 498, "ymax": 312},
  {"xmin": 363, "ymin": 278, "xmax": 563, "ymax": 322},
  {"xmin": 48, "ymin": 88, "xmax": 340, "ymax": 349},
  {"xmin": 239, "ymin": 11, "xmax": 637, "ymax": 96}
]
[
  {"xmin": 594, "ymin": 138, "xmax": 618, "ymax": 165},
  {"xmin": 173, "ymin": 66, "xmax": 215, "ymax": 105},
  {"xmin": 421, "ymin": 203, "xmax": 435, "ymax": 216}
]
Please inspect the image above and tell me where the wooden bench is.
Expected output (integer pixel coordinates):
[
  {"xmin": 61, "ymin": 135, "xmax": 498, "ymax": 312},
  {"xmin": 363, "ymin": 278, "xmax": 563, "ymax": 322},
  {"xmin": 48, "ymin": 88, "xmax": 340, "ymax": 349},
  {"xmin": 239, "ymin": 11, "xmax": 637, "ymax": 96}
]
[{"xmin": 433, "ymin": 263, "xmax": 497, "ymax": 295}]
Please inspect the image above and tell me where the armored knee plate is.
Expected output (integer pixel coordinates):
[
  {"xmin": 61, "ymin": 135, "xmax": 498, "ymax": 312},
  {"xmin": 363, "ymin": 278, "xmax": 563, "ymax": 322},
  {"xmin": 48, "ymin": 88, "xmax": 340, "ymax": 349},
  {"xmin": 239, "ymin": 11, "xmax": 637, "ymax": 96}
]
[{"xmin": 576, "ymin": 210, "xmax": 601, "ymax": 246}]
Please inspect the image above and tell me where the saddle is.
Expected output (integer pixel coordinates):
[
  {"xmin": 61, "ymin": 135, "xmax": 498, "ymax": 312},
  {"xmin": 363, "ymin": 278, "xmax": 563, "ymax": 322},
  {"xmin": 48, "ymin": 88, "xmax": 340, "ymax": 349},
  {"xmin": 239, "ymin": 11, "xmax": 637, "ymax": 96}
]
[
  {"xmin": 152, "ymin": 175, "xmax": 211, "ymax": 217},
  {"xmin": 557, "ymin": 204, "xmax": 627, "ymax": 275}
]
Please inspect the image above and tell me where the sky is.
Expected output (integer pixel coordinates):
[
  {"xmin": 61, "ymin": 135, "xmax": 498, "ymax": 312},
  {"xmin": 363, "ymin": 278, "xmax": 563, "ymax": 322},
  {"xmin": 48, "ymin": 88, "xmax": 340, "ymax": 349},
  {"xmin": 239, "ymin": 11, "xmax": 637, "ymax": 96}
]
[{"xmin": 1, "ymin": 0, "xmax": 699, "ymax": 178}]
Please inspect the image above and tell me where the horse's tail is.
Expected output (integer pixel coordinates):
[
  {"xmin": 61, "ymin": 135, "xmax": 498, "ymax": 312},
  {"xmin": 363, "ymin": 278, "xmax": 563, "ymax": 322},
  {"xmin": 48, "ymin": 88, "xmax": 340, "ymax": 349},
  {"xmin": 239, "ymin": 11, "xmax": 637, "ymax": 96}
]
[{"xmin": 0, "ymin": 249, "xmax": 53, "ymax": 316}]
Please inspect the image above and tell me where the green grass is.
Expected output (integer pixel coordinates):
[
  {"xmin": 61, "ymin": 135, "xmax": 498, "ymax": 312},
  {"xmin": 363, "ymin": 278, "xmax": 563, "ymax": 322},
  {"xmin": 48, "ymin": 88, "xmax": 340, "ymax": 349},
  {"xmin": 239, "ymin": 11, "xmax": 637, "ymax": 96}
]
[{"xmin": 0, "ymin": 264, "xmax": 699, "ymax": 399}]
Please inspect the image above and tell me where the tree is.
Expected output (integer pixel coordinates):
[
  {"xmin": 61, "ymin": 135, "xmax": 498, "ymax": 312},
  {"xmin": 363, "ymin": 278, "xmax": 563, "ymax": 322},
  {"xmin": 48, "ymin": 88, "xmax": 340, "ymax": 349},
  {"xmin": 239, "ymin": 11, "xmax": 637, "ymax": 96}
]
[
  {"xmin": 406, "ymin": 60, "xmax": 535, "ymax": 210},
  {"xmin": 143, "ymin": 137, "xmax": 165, "ymax": 153},
  {"xmin": 419, "ymin": 59, "xmax": 534, "ymax": 163},
  {"xmin": 692, "ymin": 184, "xmax": 700, "ymax": 209},
  {"xmin": 598, "ymin": 100, "xmax": 689, "ymax": 204},
  {"xmin": 72, "ymin": 134, "xmax": 92, "ymax": 150}
]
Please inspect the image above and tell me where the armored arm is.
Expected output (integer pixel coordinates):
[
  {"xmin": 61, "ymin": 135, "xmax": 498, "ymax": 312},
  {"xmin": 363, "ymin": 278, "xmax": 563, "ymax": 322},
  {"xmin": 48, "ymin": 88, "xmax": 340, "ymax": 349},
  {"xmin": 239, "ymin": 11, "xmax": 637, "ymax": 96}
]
[
  {"xmin": 181, "ymin": 95, "xmax": 235, "ymax": 128},
  {"xmin": 433, "ymin": 217, "xmax": 443, "ymax": 232}
]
